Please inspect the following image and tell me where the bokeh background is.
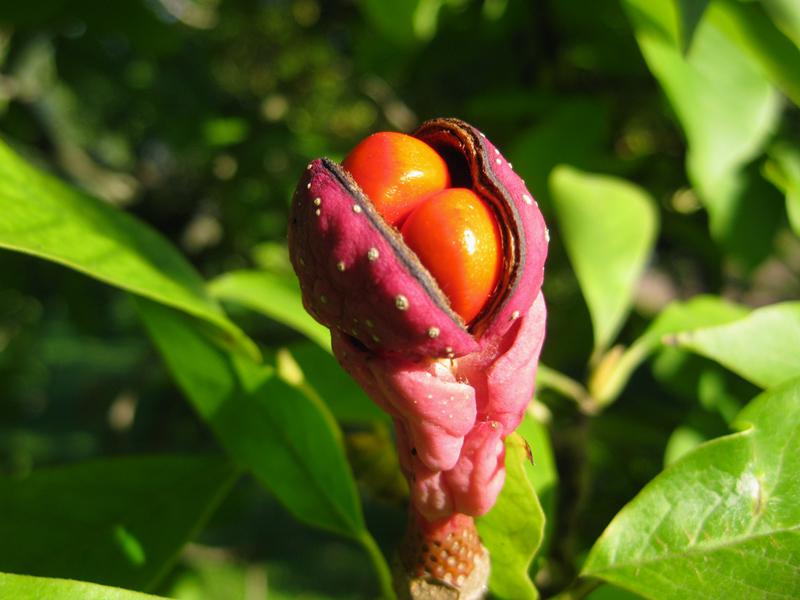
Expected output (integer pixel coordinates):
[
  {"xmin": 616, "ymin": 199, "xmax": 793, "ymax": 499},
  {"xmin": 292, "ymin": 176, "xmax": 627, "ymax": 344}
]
[{"xmin": 1, "ymin": 1, "xmax": 798, "ymax": 598}]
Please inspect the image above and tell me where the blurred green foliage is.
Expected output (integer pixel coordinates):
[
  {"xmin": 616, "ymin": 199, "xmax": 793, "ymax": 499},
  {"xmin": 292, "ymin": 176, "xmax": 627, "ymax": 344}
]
[{"xmin": 1, "ymin": 0, "xmax": 799, "ymax": 598}]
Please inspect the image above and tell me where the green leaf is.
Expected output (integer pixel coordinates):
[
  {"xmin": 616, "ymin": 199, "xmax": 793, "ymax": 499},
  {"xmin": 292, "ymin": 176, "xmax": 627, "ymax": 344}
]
[
  {"xmin": 676, "ymin": 0, "xmax": 710, "ymax": 51},
  {"xmin": 583, "ymin": 377, "xmax": 800, "ymax": 599},
  {"xmin": 676, "ymin": 302, "xmax": 800, "ymax": 388},
  {"xmin": 286, "ymin": 341, "xmax": 388, "ymax": 424},
  {"xmin": 762, "ymin": 0, "xmax": 800, "ymax": 48},
  {"xmin": 592, "ymin": 295, "xmax": 748, "ymax": 403},
  {"xmin": 135, "ymin": 300, "xmax": 395, "ymax": 599},
  {"xmin": 0, "ymin": 572, "xmax": 166, "ymax": 600},
  {"xmin": 0, "ymin": 137, "xmax": 257, "ymax": 360},
  {"xmin": 516, "ymin": 410, "xmax": 558, "ymax": 551},
  {"xmin": 629, "ymin": 296, "xmax": 749, "ymax": 359},
  {"xmin": 550, "ymin": 166, "xmax": 659, "ymax": 354},
  {"xmin": 136, "ymin": 298, "xmax": 363, "ymax": 538},
  {"xmin": 477, "ymin": 433, "xmax": 545, "ymax": 600},
  {"xmin": 622, "ymin": 0, "xmax": 781, "ymax": 260},
  {"xmin": 710, "ymin": 0, "xmax": 800, "ymax": 107},
  {"xmin": 209, "ymin": 270, "xmax": 330, "ymax": 351},
  {"xmin": 587, "ymin": 583, "xmax": 645, "ymax": 599},
  {"xmin": 652, "ymin": 347, "xmax": 754, "ymax": 423},
  {"xmin": 764, "ymin": 141, "xmax": 800, "ymax": 236},
  {"xmin": 0, "ymin": 456, "xmax": 236, "ymax": 591}
]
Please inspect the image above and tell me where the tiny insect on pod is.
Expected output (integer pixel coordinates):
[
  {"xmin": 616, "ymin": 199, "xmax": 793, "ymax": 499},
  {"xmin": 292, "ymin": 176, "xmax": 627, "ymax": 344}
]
[{"xmin": 288, "ymin": 118, "xmax": 549, "ymax": 594}]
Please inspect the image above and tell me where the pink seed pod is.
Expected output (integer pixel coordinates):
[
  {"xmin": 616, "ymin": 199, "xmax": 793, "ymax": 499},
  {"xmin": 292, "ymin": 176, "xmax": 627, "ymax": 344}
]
[{"xmin": 288, "ymin": 118, "xmax": 548, "ymax": 592}]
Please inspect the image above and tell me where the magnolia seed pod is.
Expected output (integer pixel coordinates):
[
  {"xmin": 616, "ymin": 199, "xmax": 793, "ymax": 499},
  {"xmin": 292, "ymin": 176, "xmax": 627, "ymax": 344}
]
[{"xmin": 288, "ymin": 118, "xmax": 548, "ymax": 359}]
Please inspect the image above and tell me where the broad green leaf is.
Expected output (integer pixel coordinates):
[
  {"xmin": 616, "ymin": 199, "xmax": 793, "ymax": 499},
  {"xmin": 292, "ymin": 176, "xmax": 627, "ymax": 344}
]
[
  {"xmin": 516, "ymin": 410, "xmax": 558, "ymax": 550},
  {"xmin": 0, "ymin": 456, "xmax": 236, "ymax": 591},
  {"xmin": 136, "ymin": 300, "xmax": 394, "ymax": 598},
  {"xmin": 710, "ymin": 0, "xmax": 800, "ymax": 106},
  {"xmin": 764, "ymin": 141, "xmax": 800, "ymax": 236},
  {"xmin": 677, "ymin": 302, "xmax": 800, "ymax": 388},
  {"xmin": 592, "ymin": 295, "xmax": 748, "ymax": 403},
  {"xmin": 622, "ymin": 0, "xmax": 781, "ymax": 260},
  {"xmin": 0, "ymin": 137, "xmax": 257, "ymax": 359},
  {"xmin": 209, "ymin": 270, "xmax": 330, "ymax": 351},
  {"xmin": 550, "ymin": 166, "xmax": 658, "ymax": 354},
  {"xmin": 699, "ymin": 167, "xmax": 786, "ymax": 270},
  {"xmin": 762, "ymin": 0, "xmax": 800, "ymax": 48},
  {"xmin": 136, "ymin": 298, "xmax": 363, "ymax": 539},
  {"xmin": 0, "ymin": 572, "xmax": 166, "ymax": 600},
  {"xmin": 583, "ymin": 377, "xmax": 800, "ymax": 599},
  {"xmin": 287, "ymin": 341, "xmax": 388, "ymax": 424},
  {"xmin": 676, "ymin": 0, "xmax": 710, "ymax": 51},
  {"xmin": 477, "ymin": 433, "xmax": 545, "ymax": 600}
]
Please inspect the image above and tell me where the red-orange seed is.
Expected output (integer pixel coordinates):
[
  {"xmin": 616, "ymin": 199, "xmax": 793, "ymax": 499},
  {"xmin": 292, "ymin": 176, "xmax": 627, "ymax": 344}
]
[
  {"xmin": 343, "ymin": 131, "xmax": 450, "ymax": 227},
  {"xmin": 401, "ymin": 188, "xmax": 502, "ymax": 323}
]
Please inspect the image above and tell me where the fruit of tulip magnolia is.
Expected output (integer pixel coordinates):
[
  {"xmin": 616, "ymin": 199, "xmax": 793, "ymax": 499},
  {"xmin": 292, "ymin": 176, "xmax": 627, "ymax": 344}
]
[{"xmin": 288, "ymin": 118, "xmax": 548, "ymax": 596}]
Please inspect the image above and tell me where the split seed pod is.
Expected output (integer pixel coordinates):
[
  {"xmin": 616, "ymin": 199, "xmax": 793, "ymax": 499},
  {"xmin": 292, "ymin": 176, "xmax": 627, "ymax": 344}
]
[{"xmin": 289, "ymin": 118, "xmax": 548, "ymax": 521}]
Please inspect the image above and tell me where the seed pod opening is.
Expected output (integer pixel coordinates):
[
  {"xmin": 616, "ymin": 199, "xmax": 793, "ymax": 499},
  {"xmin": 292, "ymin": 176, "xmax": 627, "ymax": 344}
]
[
  {"xmin": 288, "ymin": 118, "xmax": 548, "ymax": 358},
  {"xmin": 413, "ymin": 118, "xmax": 547, "ymax": 343}
]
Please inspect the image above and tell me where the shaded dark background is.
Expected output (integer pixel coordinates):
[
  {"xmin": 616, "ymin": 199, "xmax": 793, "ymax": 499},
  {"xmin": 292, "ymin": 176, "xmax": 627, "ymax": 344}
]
[{"xmin": 0, "ymin": 1, "xmax": 798, "ymax": 598}]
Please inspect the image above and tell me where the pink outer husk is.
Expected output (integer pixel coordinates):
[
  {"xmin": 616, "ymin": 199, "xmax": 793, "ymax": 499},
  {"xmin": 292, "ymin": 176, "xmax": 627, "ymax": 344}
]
[
  {"xmin": 334, "ymin": 293, "xmax": 546, "ymax": 520},
  {"xmin": 288, "ymin": 118, "xmax": 548, "ymax": 522}
]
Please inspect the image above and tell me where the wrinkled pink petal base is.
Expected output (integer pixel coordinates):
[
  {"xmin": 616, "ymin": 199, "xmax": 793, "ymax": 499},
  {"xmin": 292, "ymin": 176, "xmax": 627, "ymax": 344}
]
[{"xmin": 333, "ymin": 293, "xmax": 546, "ymax": 521}]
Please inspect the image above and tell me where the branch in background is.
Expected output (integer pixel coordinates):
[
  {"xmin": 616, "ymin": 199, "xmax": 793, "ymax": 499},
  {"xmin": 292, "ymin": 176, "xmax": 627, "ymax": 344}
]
[{"xmin": 536, "ymin": 364, "xmax": 598, "ymax": 415}]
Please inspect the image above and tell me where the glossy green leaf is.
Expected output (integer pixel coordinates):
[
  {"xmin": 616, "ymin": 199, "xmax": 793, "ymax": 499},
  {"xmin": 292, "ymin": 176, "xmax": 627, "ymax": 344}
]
[
  {"xmin": 0, "ymin": 456, "xmax": 236, "ymax": 591},
  {"xmin": 0, "ymin": 137, "xmax": 257, "ymax": 359},
  {"xmin": 136, "ymin": 298, "xmax": 362, "ymax": 538},
  {"xmin": 0, "ymin": 572, "xmax": 166, "ymax": 600},
  {"xmin": 550, "ymin": 166, "xmax": 658, "ymax": 354},
  {"xmin": 477, "ymin": 433, "xmax": 545, "ymax": 600},
  {"xmin": 592, "ymin": 295, "xmax": 748, "ymax": 403},
  {"xmin": 677, "ymin": 302, "xmax": 800, "ymax": 388},
  {"xmin": 287, "ymin": 341, "xmax": 387, "ymax": 424},
  {"xmin": 710, "ymin": 0, "xmax": 800, "ymax": 107},
  {"xmin": 622, "ymin": 0, "xmax": 781, "ymax": 259},
  {"xmin": 583, "ymin": 377, "xmax": 800, "ymax": 599},
  {"xmin": 764, "ymin": 141, "xmax": 800, "ymax": 236},
  {"xmin": 209, "ymin": 270, "xmax": 330, "ymax": 351}
]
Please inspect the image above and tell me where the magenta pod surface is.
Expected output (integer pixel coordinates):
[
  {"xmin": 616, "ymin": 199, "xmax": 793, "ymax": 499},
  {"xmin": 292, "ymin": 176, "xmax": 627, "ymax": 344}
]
[{"xmin": 289, "ymin": 118, "xmax": 548, "ymax": 521}]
